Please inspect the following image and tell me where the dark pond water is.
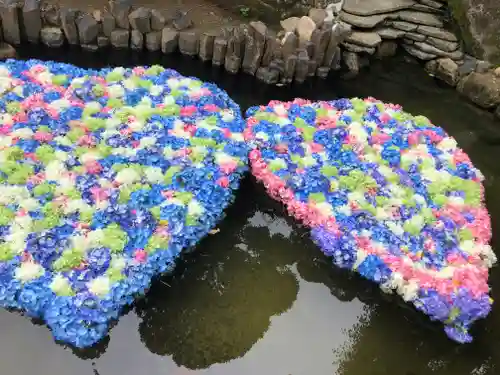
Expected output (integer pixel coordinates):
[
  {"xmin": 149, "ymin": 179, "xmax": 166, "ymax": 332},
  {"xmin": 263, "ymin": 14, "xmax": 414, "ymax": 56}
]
[{"xmin": 1, "ymin": 46, "xmax": 500, "ymax": 375}]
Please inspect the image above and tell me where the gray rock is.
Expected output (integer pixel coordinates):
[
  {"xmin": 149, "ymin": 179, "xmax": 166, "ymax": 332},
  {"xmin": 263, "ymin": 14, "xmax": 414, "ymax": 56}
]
[
  {"xmin": 130, "ymin": 29, "xmax": 143, "ymax": 50},
  {"xmin": 345, "ymin": 31, "xmax": 382, "ymax": 47},
  {"xmin": 376, "ymin": 27, "xmax": 405, "ymax": 39},
  {"xmin": 458, "ymin": 54, "xmax": 477, "ymax": 77},
  {"xmin": 160, "ymin": 27, "xmax": 178, "ymax": 54},
  {"xmin": 283, "ymin": 54, "xmax": 297, "ymax": 83},
  {"xmin": 150, "ymin": 9, "xmax": 165, "ymax": 31},
  {"xmin": 199, "ymin": 31, "xmax": 216, "ymax": 61},
  {"xmin": 212, "ymin": 36, "xmax": 227, "ymax": 66},
  {"xmin": 323, "ymin": 22, "xmax": 351, "ymax": 66},
  {"xmin": 311, "ymin": 27, "xmax": 331, "ymax": 65},
  {"xmin": 250, "ymin": 21, "xmax": 267, "ymax": 42},
  {"xmin": 495, "ymin": 105, "xmax": 500, "ymax": 121},
  {"xmin": 81, "ymin": 44, "xmax": 98, "ymax": 52},
  {"xmin": 256, "ymin": 66, "xmax": 279, "ymax": 84},
  {"xmin": 343, "ymin": 50, "xmax": 360, "ymax": 76},
  {"xmin": 0, "ymin": 43, "xmax": 16, "ymax": 59},
  {"xmin": 172, "ymin": 10, "xmax": 192, "ymax": 31},
  {"xmin": 60, "ymin": 8, "xmax": 79, "ymax": 45},
  {"xmin": 262, "ymin": 34, "xmax": 280, "ymax": 66},
  {"xmin": 280, "ymin": 17, "xmax": 299, "ymax": 33},
  {"xmin": 397, "ymin": 10, "xmax": 443, "ymax": 27},
  {"xmin": 226, "ymin": 26, "xmax": 245, "ymax": 60},
  {"xmin": 77, "ymin": 13, "xmax": 99, "ymax": 44},
  {"xmin": 42, "ymin": 4, "xmax": 60, "ymax": 27},
  {"xmin": 419, "ymin": 0, "xmax": 444, "ymax": 8},
  {"xmin": 40, "ymin": 27, "xmax": 64, "ymax": 47},
  {"xmin": 1, "ymin": 5, "xmax": 21, "ymax": 45},
  {"xmin": 404, "ymin": 31, "xmax": 426, "ymax": 41},
  {"xmin": 424, "ymin": 59, "xmax": 437, "ymax": 75},
  {"xmin": 297, "ymin": 16, "xmax": 316, "ymax": 43},
  {"xmin": 434, "ymin": 57, "xmax": 459, "ymax": 86},
  {"xmin": 241, "ymin": 34, "xmax": 261, "ymax": 75},
  {"xmin": 110, "ymin": 29, "xmax": 129, "ymax": 48},
  {"xmin": 309, "ymin": 8, "xmax": 327, "ymax": 28},
  {"xmin": 317, "ymin": 66, "xmax": 331, "ymax": 79},
  {"xmin": 392, "ymin": 20, "xmax": 418, "ymax": 31},
  {"xmin": 102, "ymin": 11, "xmax": 115, "ymax": 38},
  {"xmin": 342, "ymin": 0, "xmax": 416, "ymax": 16},
  {"xmin": 225, "ymin": 55, "xmax": 241, "ymax": 74},
  {"xmin": 281, "ymin": 32, "xmax": 297, "ymax": 58},
  {"xmin": 295, "ymin": 49, "xmax": 309, "ymax": 83},
  {"xmin": 109, "ymin": 0, "xmax": 130, "ymax": 29},
  {"xmin": 343, "ymin": 42, "xmax": 376, "ymax": 54},
  {"xmin": 376, "ymin": 40, "xmax": 398, "ymax": 58},
  {"xmin": 402, "ymin": 43, "xmax": 436, "ymax": 59},
  {"xmin": 476, "ymin": 60, "xmax": 492, "ymax": 73},
  {"xmin": 332, "ymin": 46, "xmax": 342, "ymax": 70},
  {"xmin": 179, "ymin": 30, "xmax": 199, "ymax": 56},
  {"xmin": 22, "ymin": 0, "xmax": 42, "ymax": 43},
  {"xmin": 450, "ymin": 0, "xmax": 500, "ymax": 65},
  {"xmin": 457, "ymin": 72, "xmax": 500, "ymax": 108},
  {"xmin": 129, "ymin": 7, "xmax": 150, "ymax": 34},
  {"xmin": 403, "ymin": 38, "xmax": 415, "ymax": 45},
  {"xmin": 339, "ymin": 11, "xmax": 389, "ymax": 28},
  {"xmin": 413, "ymin": 41, "xmax": 464, "ymax": 59},
  {"xmin": 307, "ymin": 59, "xmax": 317, "ymax": 76},
  {"xmin": 97, "ymin": 35, "xmax": 110, "ymax": 48},
  {"xmin": 269, "ymin": 58, "xmax": 284, "ymax": 75},
  {"xmin": 145, "ymin": 31, "xmax": 161, "ymax": 51},
  {"xmin": 416, "ymin": 25, "xmax": 458, "ymax": 41},
  {"xmin": 426, "ymin": 36, "xmax": 459, "ymax": 52}
]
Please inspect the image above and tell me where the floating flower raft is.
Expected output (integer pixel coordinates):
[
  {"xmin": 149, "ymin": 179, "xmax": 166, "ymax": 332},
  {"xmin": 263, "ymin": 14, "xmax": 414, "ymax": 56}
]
[
  {"xmin": 0, "ymin": 60, "xmax": 248, "ymax": 347},
  {"xmin": 245, "ymin": 98, "xmax": 496, "ymax": 343}
]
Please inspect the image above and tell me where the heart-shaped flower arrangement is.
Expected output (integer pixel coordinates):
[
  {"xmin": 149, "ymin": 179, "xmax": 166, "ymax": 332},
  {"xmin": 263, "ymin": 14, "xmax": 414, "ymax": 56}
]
[
  {"xmin": 0, "ymin": 59, "xmax": 248, "ymax": 347},
  {"xmin": 245, "ymin": 98, "xmax": 496, "ymax": 343}
]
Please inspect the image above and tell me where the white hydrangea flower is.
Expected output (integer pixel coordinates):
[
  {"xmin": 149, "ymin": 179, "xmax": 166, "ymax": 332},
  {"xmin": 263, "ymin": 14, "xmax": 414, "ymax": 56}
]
[
  {"xmin": 107, "ymin": 84, "xmax": 125, "ymax": 98},
  {"xmin": 50, "ymin": 275, "xmax": 72, "ymax": 295},
  {"xmin": 231, "ymin": 133, "xmax": 244, "ymax": 142},
  {"xmin": 163, "ymin": 95, "xmax": 176, "ymax": 106},
  {"xmin": 15, "ymin": 262, "xmax": 44, "ymax": 282},
  {"xmin": 352, "ymin": 249, "xmax": 369, "ymax": 269},
  {"xmin": 54, "ymin": 135, "xmax": 73, "ymax": 146},
  {"xmin": 53, "ymin": 150, "xmax": 69, "ymax": 162},
  {"xmin": 0, "ymin": 66, "xmax": 11, "ymax": 77},
  {"xmin": 105, "ymin": 117, "xmax": 122, "ymax": 129},
  {"xmin": 386, "ymin": 221, "xmax": 404, "ymax": 236},
  {"xmin": 139, "ymin": 136, "xmax": 157, "ymax": 149},
  {"xmin": 45, "ymin": 160, "xmax": 67, "ymax": 181},
  {"xmin": 187, "ymin": 200, "xmax": 205, "ymax": 217},
  {"xmin": 18, "ymin": 198, "xmax": 39, "ymax": 211},
  {"xmin": 12, "ymin": 128, "xmax": 34, "ymax": 139},
  {"xmin": 128, "ymin": 119, "xmax": 145, "ymax": 131},
  {"xmin": 144, "ymin": 167, "xmax": 164, "ymax": 183},
  {"xmin": 64, "ymin": 199, "xmax": 91, "ymax": 214},
  {"xmin": 123, "ymin": 78, "xmax": 137, "ymax": 90},
  {"xmin": 221, "ymin": 110, "xmax": 235, "ymax": 122},
  {"xmin": 88, "ymin": 276, "xmax": 111, "ymax": 297},
  {"xmin": 87, "ymin": 229, "xmax": 104, "ymax": 246},
  {"xmin": 149, "ymin": 85, "xmax": 163, "ymax": 96},
  {"xmin": 0, "ymin": 135, "xmax": 12, "ymax": 147},
  {"xmin": 337, "ymin": 204, "xmax": 352, "ymax": 216},
  {"xmin": 115, "ymin": 168, "xmax": 141, "ymax": 185},
  {"xmin": 255, "ymin": 131, "xmax": 269, "ymax": 141},
  {"xmin": 314, "ymin": 202, "xmax": 334, "ymax": 217},
  {"xmin": 215, "ymin": 152, "xmax": 236, "ymax": 165},
  {"xmin": 437, "ymin": 137, "xmax": 458, "ymax": 151},
  {"xmin": 49, "ymin": 99, "xmax": 71, "ymax": 110},
  {"xmin": 167, "ymin": 78, "xmax": 181, "ymax": 89},
  {"xmin": 399, "ymin": 281, "xmax": 420, "ymax": 302}
]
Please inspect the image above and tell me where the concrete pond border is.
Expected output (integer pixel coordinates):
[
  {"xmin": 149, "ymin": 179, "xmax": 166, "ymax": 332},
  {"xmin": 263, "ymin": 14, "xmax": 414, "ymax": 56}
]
[{"xmin": 0, "ymin": 0, "xmax": 499, "ymax": 118}]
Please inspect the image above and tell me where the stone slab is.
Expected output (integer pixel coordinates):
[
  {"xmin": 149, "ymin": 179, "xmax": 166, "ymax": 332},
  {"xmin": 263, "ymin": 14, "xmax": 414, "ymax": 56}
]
[{"xmin": 342, "ymin": 0, "xmax": 416, "ymax": 16}]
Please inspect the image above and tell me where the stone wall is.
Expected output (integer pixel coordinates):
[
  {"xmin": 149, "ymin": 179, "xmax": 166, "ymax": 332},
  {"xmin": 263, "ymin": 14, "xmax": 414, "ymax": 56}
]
[
  {"xmin": 0, "ymin": 1, "xmax": 353, "ymax": 86},
  {"xmin": 0, "ymin": 0, "xmax": 499, "ymax": 119}
]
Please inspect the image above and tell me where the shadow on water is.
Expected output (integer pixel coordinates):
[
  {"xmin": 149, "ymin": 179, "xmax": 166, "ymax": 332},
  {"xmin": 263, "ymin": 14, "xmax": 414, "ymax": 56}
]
[{"xmin": 0, "ymin": 44, "xmax": 500, "ymax": 375}]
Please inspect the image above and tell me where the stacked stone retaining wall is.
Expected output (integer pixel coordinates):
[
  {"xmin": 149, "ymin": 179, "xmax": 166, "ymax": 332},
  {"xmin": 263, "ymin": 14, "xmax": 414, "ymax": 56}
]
[{"xmin": 0, "ymin": 0, "xmax": 499, "ymax": 120}]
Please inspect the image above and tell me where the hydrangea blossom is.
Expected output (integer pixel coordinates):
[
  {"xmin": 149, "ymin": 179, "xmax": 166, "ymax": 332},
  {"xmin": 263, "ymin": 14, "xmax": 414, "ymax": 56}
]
[
  {"xmin": 0, "ymin": 60, "xmax": 248, "ymax": 347},
  {"xmin": 245, "ymin": 98, "xmax": 495, "ymax": 343}
]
